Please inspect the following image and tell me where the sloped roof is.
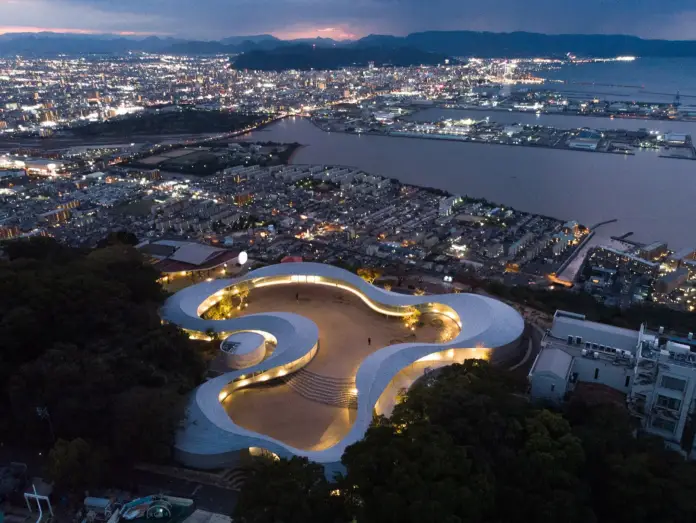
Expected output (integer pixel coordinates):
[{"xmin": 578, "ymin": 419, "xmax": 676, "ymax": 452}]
[
  {"xmin": 533, "ymin": 347, "xmax": 573, "ymax": 379},
  {"xmin": 551, "ymin": 313, "xmax": 639, "ymax": 353},
  {"xmin": 170, "ymin": 243, "xmax": 225, "ymax": 266},
  {"xmin": 139, "ymin": 243, "xmax": 177, "ymax": 258}
]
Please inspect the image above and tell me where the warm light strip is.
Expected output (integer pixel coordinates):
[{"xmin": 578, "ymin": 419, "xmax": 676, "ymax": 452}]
[
  {"xmin": 198, "ymin": 275, "xmax": 462, "ymax": 325},
  {"xmin": 219, "ymin": 343, "xmax": 319, "ymax": 404},
  {"xmin": 317, "ymin": 281, "xmax": 406, "ymax": 317},
  {"xmin": 239, "ymin": 276, "xmax": 406, "ymax": 316}
]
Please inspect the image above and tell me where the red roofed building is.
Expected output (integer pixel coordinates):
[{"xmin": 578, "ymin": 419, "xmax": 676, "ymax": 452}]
[
  {"xmin": 138, "ymin": 239, "xmax": 247, "ymax": 279},
  {"xmin": 281, "ymin": 256, "xmax": 303, "ymax": 263}
]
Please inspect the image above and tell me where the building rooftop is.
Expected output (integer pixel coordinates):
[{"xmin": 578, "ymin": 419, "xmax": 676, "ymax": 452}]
[
  {"xmin": 532, "ymin": 346, "xmax": 573, "ymax": 379},
  {"xmin": 668, "ymin": 247, "xmax": 696, "ymax": 262},
  {"xmin": 551, "ymin": 310, "xmax": 640, "ymax": 353},
  {"xmin": 642, "ymin": 241, "xmax": 667, "ymax": 252},
  {"xmin": 138, "ymin": 240, "xmax": 241, "ymax": 274},
  {"xmin": 164, "ymin": 262, "xmax": 525, "ymax": 467},
  {"xmin": 598, "ymin": 246, "xmax": 659, "ymax": 267},
  {"xmin": 169, "ymin": 243, "xmax": 226, "ymax": 266}
]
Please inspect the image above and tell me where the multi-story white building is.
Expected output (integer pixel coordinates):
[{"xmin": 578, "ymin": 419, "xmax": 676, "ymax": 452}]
[
  {"xmin": 629, "ymin": 331, "xmax": 696, "ymax": 456},
  {"xmin": 439, "ymin": 195, "xmax": 462, "ymax": 217},
  {"xmin": 530, "ymin": 310, "xmax": 696, "ymax": 458}
]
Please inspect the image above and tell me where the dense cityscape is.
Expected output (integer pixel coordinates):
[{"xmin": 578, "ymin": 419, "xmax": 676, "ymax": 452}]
[
  {"xmin": 1, "ymin": 54, "xmax": 694, "ymax": 137},
  {"xmin": 2, "ymin": 20, "xmax": 696, "ymax": 523}
]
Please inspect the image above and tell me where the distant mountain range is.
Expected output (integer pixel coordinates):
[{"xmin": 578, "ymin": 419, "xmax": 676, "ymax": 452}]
[
  {"xmin": 1, "ymin": 30, "xmax": 696, "ymax": 60},
  {"xmin": 374, "ymin": 31, "xmax": 696, "ymax": 58}
]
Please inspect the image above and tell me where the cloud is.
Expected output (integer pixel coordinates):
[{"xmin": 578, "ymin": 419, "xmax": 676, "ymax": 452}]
[
  {"xmin": 0, "ymin": 0, "xmax": 695, "ymax": 40},
  {"xmin": 0, "ymin": 0, "xmax": 172, "ymax": 35}
]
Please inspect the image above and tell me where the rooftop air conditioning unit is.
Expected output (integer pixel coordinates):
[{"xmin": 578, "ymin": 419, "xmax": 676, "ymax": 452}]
[
  {"xmin": 593, "ymin": 351, "xmax": 600, "ymax": 359},
  {"xmin": 581, "ymin": 349, "xmax": 588, "ymax": 357}
]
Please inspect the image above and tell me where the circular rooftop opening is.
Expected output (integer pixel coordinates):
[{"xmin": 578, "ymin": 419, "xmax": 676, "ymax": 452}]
[{"xmin": 221, "ymin": 331, "xmax": 267, "ymax": 369}]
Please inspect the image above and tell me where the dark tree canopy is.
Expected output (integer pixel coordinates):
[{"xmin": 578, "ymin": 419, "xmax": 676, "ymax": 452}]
[
  {"xmin": 47, "ymin": 438, "xmax": 107, "ymax": 492},
  {"xmin": 484, "ymin": 280, "xmax": 696, "ymax": 335},
  {"xmin": 96, "ymin": 230, "xmax": 139, "ymax": 248},
  {"xmin": 235, "ymin": 360, "xmax": 696, "ymax": 523},
  {"xmin": 234, "ymin": 457, "xmax": 348, "ymax": 523},
  {"xmin": 0, "ymin": 238, "xmax": 205, "ymax": 475}
]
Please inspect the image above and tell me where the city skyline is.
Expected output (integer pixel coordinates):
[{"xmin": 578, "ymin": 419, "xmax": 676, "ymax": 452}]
[{"xmin": 2, "ymin": 0, "xmax": 696, "ymax": 41}]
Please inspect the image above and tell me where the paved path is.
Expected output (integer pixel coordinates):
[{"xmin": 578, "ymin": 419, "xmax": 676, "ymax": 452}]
[
  {"xmin": 225, "ymin": 283, "xmax": 455, "ymax": 451},
  {"xmin": 132, "ymin": 469, "xmax": 239, "ymax": 515},
  {"xmin": 508, "ymin": 324, "xmax": 544, "ymax": 372}
]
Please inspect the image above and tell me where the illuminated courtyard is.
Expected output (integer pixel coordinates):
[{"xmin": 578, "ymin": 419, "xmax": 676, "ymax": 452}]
[
  {"xmin": 161, "ymin": 262, "xmax": 524, "ymax": 469},
  {"xmin": 224, "ymin": 284, "xmax": 458, "ymax": 450}
]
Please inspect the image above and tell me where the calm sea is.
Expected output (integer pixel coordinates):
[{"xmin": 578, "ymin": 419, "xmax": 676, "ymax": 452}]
[
  {"xmin": 238, "ymin": 59, "xmax": 696, "ymax": 250},
  {"xmin": 544, "ymin": 58, "xmax": 696, "ymax": 105}
]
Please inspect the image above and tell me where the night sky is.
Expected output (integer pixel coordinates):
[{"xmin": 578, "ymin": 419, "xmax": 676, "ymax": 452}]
[{"xmin": 2, "ymin": 0, "xmax": 695, "ymax": 40}]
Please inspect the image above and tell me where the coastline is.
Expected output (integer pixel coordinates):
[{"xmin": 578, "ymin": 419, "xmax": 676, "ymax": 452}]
[
  {"xmin": 309, "ymin": 115, "xmax": 696, "ymax": 160},
  {"xmin": 437, "ymin": 104, "xmax": 696, "ymax": 123},
  {"xmin": 386, "ymin": 130, "xmax": 636, "ymax": 157},
  {"xmin": 286, "ymin": 143, "xmax": 306, "ymax": 163},
  {"xmin": 309, "ymin": 118, "xmax": 642, "ymax": 158},
  {"xmin": 249, "ymin": 116, "xmax": 696, "ymax": 249},
  {"xmin": 285, "ymin": 157, "xmax": 596, "ymax": 282}
]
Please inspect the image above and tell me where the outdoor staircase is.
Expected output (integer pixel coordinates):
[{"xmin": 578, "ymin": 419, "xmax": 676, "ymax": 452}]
[
  {"xmin": 283, "ymin": 368, "xmax": 358, "ymax": 409},
  {"xmin": 220, "ymin": 467, "xmax": 252, "ymax": 491}
]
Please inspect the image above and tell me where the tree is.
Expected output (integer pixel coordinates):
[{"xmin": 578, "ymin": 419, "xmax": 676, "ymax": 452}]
[
  {"xmin": 96, "ymin": 231, "xmax": 139, "ymax": 248},
  {"xmin": 235, "ymin": 457, "xmax": 348, "ymax": 523},
  {"xmin": 357, "ymin": 267, "xmax": 382, "ymax": 285},
  {"xmin": 236, "ymin": 287, "xmax": 250, "ymax": 307},
  {"xmin": 403, "ymin": 307, "xmax": 421, "ymax": 330},
  {"xmin": 2, "ymin": 237, "xmax": 81, "ymax": 263},
  {"xmin": 0, "ymin": 238, "xmax": 204, "ymax": 465},
  {"xmin": 233, "ymin": 360, "xmax": 696, "ymax": 523},
  {"xmin": 203, "ymin": 295, "xmax": 237, "ymax": 320},
  {"xmin": 111, "ymin": 387, "xmax": 185, "ymax": 463},
  {"xmin": 565, "ymin": 401, "xmax": 696, "ymax": 523},
  {"xmin": 202, "ymin": 286, "xmax": 249, "ymax": 320},
  {"xmin": 342, "ymin": 422, "xmax": 493, "ymax": 523},
  {"xmin": 387, "ymin": 361, "xmax": 592, "ymax": 523},
  {"xmin": 413, "ymin": 287, "xmax": 426, "ymax": 296},
  {"xmin": 383, "ymin": 283, "xmax": 393, "ymax": 292},
  {"xmin": 47, "ymin": 438, "xmax": 107, "ymax": 492}
]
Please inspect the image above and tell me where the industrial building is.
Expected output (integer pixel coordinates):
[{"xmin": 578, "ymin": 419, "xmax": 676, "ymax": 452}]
[
  {"xmin": 0, "ymin": 155, "xmax": 65, "ymax": 176},
  {"xmin": 530, "ymin": 310, "xmax": 696, "ymax": 458},
  {"xmin": 567, "ymin": 130, "xmax": 603, "ymax": 151}
]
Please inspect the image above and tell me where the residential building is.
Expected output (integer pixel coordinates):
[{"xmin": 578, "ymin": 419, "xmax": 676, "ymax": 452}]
[{"xmin": 588, "ymin": 246, "xmax": 660, "ymax": 277}]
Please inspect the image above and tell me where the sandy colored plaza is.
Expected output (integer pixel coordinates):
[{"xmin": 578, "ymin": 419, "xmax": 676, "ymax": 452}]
[{"xmin": 224, "ymin": 283, "xmax": 459, "ymax": 450}]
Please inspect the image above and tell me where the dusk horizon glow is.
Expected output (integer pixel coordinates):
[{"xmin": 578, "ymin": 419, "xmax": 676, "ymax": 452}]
[{"xmin": 1, "ymin": 0, "xmax": 695, "ymax": 41}]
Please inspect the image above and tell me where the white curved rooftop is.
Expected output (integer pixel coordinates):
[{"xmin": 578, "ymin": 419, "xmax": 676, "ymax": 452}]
[
  {"xmin": 221, "ymin": 331, "xmax": 265, "ymax": 356},
  {"xmin": 163, "ymin": 262, "xmax": 524, "ymax": 467}
]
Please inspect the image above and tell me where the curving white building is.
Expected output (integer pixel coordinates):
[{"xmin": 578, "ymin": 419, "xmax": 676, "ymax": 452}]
[{"xmin": 161, "ymin": 262, "xmax": 524, "ymax": 471}]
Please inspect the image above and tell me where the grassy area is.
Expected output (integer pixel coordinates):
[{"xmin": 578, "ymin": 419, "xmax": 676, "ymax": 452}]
[
  {"xmin": 71, "ymin": 109, "xmax": 262, "ymax": 138},
  {"xmin": 116, "ymin": 199, "xmax": 155, "ymax": 217}
]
